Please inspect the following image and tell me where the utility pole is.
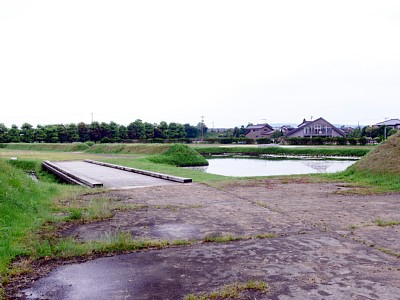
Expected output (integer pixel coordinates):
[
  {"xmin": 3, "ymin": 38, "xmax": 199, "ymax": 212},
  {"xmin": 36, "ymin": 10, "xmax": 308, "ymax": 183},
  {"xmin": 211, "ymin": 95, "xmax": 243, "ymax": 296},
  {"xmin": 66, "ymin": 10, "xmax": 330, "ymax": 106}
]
[
  {"xmin": 201, "ymin": 116, "xmax": 204, "ymax": 143},
  {"xmin": 91, "ymin": 112, "xmax": 93, "ymax": 123}
]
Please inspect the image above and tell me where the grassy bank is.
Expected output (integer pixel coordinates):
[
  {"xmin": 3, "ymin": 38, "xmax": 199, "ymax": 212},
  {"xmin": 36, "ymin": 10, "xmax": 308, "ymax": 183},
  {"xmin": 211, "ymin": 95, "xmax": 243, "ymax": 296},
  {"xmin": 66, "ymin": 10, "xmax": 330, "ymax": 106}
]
[
  {"xmin": 195, "ymin": 146, "xmax": 370, "ymax": 157},
  {"xmin": 327, "ymin": 132, "xmax": 400, "ymax": 192},
  {"xmin": 327, "ymin": 169, "xmax": 400, "ymax": 192},
  {"xmin": 0, "ymin": 160, "xmax": 63, "ymax": 296},
  {"xmin": 0, "ymin": 143, "xmax": 90, "ymax": 152},
  {"xmin": 86, "ymin": 143, "xmax": 171, "ymax": 155}
]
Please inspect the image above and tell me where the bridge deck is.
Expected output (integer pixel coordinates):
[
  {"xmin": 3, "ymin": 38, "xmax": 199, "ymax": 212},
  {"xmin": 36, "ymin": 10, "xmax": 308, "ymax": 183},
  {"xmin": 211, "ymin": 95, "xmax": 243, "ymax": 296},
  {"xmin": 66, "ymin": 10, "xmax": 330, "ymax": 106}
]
[{"xmin": 47, "ymin": 161, "xmax": 179, "ymax": 188}]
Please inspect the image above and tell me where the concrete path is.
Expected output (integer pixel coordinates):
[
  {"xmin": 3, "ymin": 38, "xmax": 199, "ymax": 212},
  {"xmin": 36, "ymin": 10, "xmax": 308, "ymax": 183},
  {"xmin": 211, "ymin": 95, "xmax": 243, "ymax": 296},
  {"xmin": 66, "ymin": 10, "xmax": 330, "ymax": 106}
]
[{"xmin": 50, "ymin": 161, "xmax": 175, "ymax": 188}]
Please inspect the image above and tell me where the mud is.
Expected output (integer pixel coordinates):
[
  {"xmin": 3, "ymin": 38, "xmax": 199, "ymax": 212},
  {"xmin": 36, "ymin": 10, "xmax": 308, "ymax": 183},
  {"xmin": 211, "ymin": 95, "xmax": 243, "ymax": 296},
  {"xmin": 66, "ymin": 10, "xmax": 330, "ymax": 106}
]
[{"xmin": 8, "ymin": 180, "xmax": 400, "ymax": 299}]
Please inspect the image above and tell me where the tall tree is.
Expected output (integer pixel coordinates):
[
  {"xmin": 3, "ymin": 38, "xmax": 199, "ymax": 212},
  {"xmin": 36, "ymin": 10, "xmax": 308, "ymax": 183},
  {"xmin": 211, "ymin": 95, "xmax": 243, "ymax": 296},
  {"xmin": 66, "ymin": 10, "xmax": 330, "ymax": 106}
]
[
  {"xmin": 0, "ymin": 123, "xmax": 9, "ymax": 143},
  {"xmin": 77, "ymin": 122, "xmax": 90, "ymax": 142},
  {"xmin": 34, "ymin": 125, "xmax": 46, "ymax": 143},
  {"xmin": 165, "ymin": 122, "xmax": 186, "ymax": 139},
  {"xmin": 89, "ymin": 122, "xmax": 102, "ymax": 142},
  {"xmin": 184, "ymin": 123, "xmax": 199, "ymax": 138},
  {"xmin": 20, "ymin": 123, "xmax": 34, "ymax": 143},
  {"xmin": 44, "ymin": 125, "xmax": 59, "ymax": 143},
  {"xmin": 143, "ymin": 122, "xmax": 155, "ymax": 139},
  {"xmin": 8, "ymin": 125, "xmax": 21, "ymax": 142},
  {"xmin": 66, "ymin": 123, "xmax": 79, "ymax": 142},
  {"xmin": 57, "ymin": 124, "xmax": 69, "ymax": 143},
  {"xmin": 109, "ymin": 121, "xmax": 120, "ymax": 141},
  {"xmin": 127, "ymin": 119, "xmax": 145, "ymax": 139},
  {"xmin": 118, "ymin": 125, "xmax": 128, "ymax": 140}
]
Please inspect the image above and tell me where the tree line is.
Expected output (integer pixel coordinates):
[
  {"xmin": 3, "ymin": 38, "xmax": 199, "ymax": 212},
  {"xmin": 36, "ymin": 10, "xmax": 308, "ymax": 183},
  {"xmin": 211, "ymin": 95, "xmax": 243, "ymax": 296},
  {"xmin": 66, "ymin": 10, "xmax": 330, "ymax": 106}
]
[{"xmin": 0, "ymin": 120, "xmax": 208, "ymax": 143}]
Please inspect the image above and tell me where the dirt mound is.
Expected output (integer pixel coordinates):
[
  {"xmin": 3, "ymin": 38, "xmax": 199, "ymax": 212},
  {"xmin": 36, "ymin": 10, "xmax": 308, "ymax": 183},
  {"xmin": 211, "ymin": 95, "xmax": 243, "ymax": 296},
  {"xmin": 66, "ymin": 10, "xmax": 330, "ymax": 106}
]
[{"xmin": 353, "ymin": 131, "xmax": 400, "ymax": 175}]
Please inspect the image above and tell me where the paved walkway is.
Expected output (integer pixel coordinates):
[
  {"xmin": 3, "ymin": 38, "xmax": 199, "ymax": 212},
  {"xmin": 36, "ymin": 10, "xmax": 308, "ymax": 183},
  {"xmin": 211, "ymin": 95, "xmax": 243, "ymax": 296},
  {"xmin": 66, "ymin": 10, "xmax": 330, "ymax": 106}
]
[{"xmin": 51, "ymin": 161, "xmax": 175, "ymax": 188}]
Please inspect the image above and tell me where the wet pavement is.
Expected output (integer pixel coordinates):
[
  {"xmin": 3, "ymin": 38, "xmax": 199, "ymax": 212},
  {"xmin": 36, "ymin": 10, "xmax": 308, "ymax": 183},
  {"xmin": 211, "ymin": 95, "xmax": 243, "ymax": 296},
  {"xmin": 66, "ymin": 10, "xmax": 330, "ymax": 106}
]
[
  {"xmin": 23, "ymin": 235, "xmax": 400, "ymax": 299},
  {"xmin": 13, "ymin": 181, "xmax": 400, "ymax": 299}
]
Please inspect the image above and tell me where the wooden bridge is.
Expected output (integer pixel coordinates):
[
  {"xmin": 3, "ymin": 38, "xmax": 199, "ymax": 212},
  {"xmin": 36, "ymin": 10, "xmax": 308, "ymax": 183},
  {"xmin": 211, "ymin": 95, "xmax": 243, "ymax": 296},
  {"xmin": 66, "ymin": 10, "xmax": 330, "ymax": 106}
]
[{"xmin": 43, "ymin": 160, "xmax": 192, "ymax": 188}]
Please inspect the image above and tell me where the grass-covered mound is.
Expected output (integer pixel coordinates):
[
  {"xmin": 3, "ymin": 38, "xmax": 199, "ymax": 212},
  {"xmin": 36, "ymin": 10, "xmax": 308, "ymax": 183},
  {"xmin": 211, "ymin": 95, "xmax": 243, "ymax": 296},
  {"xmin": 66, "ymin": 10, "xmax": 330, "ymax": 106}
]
[
  {"xmin": 0, "ymin": 142, "xmax": 90, "ymax": 152},
  {"xmin": 331, "ymin": 132, "xmax": 400, "ymax": 192},
  {"xmin": 87, "ymin": 143, "xmax": 170, "ymax": 155},
  {"xmin": 148, "ymin": 144, "xmax": 208, "ymax": 167},
  {"xmin": 352, "ymin": 131, "xmax": 400, "ymax": 175}
]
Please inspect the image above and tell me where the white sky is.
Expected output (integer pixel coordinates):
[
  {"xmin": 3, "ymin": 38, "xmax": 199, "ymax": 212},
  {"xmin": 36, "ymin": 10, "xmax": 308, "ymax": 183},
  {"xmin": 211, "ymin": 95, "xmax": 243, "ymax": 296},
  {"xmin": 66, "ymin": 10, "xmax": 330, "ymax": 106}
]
[{"xmin": 1, "ymin": 0, "xmax": 399, "ymax": 128}]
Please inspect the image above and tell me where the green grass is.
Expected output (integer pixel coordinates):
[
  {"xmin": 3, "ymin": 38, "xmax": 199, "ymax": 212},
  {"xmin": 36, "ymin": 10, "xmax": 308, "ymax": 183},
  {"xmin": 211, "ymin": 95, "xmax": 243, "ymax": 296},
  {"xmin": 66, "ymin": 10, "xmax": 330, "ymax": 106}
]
[
  {"xmin": 203, "ymin": 233, "xmax": 277, "ymax": 243},
  {"xmin": 86, "ymin": 143, "xmax": 171, "ymax": 155},
  {"xmin": 0, "ymin": 160, "xmax": 60, "ymax": 290},
  {"xmin": 184, "ymin": 280, "xmax": 269, "ymax": 300},
  {"xmin": 148, "ymin": 144, "xmax": 208, "ymax": 167},
  {"xmin": 327, "ymin": 168, "xmax": 400, "ymax": 192},
  {"xmin": 351, "ymin": 131, "xmax": 400, "ymax": 175},
  {"xmin": 0, "ymin": 143, "xmax": 90, "ymax": 152},
  {"xmin": 195, "ymin": 145, "xmax": 370, "ymax": 157},
  {"xmin": 32, "ymin": 234, "xmax": 173, "ymax": 258},
  {"xmin": 374, "ymin": 219, "xmax": 400, "ymax": 227},
  {"xmin": 0, "ymin": 159, "xmax": 90, "ymax": 296}
]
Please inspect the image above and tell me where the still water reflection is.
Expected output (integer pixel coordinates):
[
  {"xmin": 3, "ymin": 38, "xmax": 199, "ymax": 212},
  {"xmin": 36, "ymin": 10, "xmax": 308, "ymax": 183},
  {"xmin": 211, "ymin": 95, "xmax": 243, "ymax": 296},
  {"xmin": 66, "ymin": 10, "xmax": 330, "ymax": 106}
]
[{"xmin": 192, "ymin": 157, "xmax": 356, "ymax": 177}]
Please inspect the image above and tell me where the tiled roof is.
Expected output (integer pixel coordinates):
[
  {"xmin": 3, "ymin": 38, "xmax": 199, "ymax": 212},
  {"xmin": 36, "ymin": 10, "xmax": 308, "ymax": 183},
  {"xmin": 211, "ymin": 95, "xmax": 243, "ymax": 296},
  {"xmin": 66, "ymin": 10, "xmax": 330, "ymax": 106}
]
[
  {"xmin": 246, "ymin": 124, "xmax": 274, "ymax": 130},
  {"xmin": 374, "ymin": 119, "xmax": 400, "ymax": 126}
]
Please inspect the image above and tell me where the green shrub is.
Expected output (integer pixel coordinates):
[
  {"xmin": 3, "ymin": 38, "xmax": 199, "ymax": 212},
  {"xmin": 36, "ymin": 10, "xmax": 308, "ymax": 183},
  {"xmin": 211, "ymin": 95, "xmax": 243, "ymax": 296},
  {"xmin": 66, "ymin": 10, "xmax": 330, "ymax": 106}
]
[
  {"xmin": 257, "ymin": 138, "xmax": 272, "ymax": 144},
  {"xmin": 85, "ymin": 141, "xmax": 95, "ymax": 147},
  {"xmin": 358, "ymin": 137, "xmax": 367, "ymax": 145}
]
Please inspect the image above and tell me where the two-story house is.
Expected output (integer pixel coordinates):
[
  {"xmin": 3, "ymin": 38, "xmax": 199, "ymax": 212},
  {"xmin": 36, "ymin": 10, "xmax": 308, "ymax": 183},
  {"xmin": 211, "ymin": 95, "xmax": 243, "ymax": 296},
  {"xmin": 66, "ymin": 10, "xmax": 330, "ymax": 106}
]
[
  {"xmin": 286, "ymin": 117, "xmax": 345, "ymax": 138},
  {"xmin": 245, "ymin": 124, "xmax": 275, "ymax": 140}
]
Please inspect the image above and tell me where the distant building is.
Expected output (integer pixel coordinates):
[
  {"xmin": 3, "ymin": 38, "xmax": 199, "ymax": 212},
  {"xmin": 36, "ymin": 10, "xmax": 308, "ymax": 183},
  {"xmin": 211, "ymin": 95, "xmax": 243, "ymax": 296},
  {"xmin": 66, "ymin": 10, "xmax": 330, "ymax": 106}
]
[
  {"xmin": 340, "ymin": 125, "xmax": 354, "ymax": 136},
  {"xmin": 374, "ymin": 119, "xmax": 400, "ymax": 129},
  {"xmin": 286, "ymin": 117, "xmax": 345, "ymax": 138},
  {"xmin": 210, "ymin": 128, "xmax": 230, "ymax": 133},
  {"xmin": 245, "ymin": 123, "xmax": 275, "ymax": 139},
  {"xmin": 280, "ymin": 125, "xmax": 295, "ymax": 135}
]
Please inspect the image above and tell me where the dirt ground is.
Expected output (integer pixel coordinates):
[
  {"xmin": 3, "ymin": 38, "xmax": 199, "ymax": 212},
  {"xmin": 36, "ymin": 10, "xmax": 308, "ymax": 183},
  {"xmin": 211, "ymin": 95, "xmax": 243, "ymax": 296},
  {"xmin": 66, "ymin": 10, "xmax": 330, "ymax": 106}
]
[{"xmin": 8, "ymin": 179, "xmax": 400, "ymax": 299}]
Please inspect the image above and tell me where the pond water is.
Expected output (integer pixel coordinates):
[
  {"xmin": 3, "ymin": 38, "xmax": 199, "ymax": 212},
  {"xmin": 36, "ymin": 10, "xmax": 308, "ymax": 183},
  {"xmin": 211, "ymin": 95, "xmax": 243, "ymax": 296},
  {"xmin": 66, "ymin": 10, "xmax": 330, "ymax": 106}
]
[{"xmin": 191, "ymin": 157, "xmax": 356, "ymax": 177}]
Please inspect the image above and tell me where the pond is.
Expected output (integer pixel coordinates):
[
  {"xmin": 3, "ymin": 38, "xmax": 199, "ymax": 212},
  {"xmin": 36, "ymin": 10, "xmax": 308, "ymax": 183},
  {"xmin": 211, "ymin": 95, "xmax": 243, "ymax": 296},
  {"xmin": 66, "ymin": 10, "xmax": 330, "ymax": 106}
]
[{"xmin": 190, "ymin": 157, "xmax": 356, "ymax": 177}]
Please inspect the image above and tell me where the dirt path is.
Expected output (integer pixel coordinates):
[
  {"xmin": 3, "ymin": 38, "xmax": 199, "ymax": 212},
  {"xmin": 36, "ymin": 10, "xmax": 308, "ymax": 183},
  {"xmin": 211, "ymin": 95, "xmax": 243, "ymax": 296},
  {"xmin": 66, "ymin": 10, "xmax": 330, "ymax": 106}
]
[{"xmin": 10, "ymin": 180, "xmax": 400, "ymax": 299}]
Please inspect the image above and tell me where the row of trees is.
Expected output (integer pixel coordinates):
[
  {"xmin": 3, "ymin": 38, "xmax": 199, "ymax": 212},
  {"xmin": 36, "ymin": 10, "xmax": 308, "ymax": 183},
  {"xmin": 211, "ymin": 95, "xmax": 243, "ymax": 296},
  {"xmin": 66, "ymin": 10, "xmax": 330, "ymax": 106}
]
[
  {"xmin": 0, "ymin": 120, "xmax": 208, "ymax": 144},
  {"xmin": 1, "ymin": 120, "xmax": 397, "ymax": 144}
]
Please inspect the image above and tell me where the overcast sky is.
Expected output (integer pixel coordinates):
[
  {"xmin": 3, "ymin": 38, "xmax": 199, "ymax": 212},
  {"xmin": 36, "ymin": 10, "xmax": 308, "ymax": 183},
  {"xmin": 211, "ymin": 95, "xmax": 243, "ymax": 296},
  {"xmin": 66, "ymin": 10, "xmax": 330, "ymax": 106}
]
[{"xmin": 1, "ymin": 1, "xmax": 399, "ymax": 128}]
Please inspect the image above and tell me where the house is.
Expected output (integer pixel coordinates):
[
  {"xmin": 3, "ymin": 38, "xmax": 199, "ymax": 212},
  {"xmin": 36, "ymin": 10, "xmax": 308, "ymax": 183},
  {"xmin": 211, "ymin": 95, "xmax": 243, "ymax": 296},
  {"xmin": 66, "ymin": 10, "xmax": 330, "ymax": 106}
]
[
  {"xmin": 286, "ymin": 117, "xmax": 345, "ymax": 138},
  {"xmin": 245, "ymin": 123, "xmax": 275, "ymax": 140},
  {"xmin": 374, "ymin": 119, "xmax": 400, "ymax": 129},
  {"xmin": 280, "ymin": 125, "xmax": 295, "ymax": 135}
]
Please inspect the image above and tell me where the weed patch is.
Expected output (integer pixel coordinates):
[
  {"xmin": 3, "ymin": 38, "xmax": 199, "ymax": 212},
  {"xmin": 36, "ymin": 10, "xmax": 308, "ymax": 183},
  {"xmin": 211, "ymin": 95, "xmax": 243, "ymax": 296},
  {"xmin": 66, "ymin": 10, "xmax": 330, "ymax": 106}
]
[
  {"xmin": 374, "ymin": 219, "xmax": 400, "ymax": 227},
  {"xmin": 184, "ymin": 280, "xmax": 269, "ymax": 299}
]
